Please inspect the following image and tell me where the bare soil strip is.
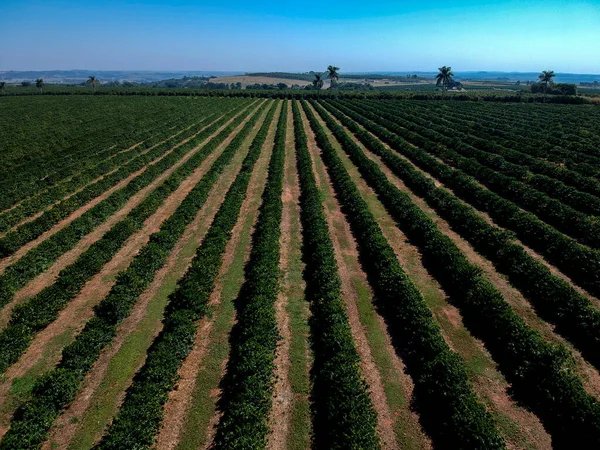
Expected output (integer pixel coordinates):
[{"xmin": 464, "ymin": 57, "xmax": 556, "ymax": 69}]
[
  {"xmin": 310, "ymin": 104, "xmax": 553, "ymax": 450},
  {"xmin": 0, "ymin": 111, "xmax": 231, "ymax": 274},
  {"xmin": 367, "ymin": 121, "xmax": 600, "ymax": 306},
  {"xmin": 0, "ymin": 165, "xmax": 146, "ymax": 269},
  {"xmin": 376, "ymin": 146, "xmax": 600, "ymax": 398},
  {"xmin": 0, "ymin": 112, "xmax": 244, "ymax": 329},
  {"xmin": 0, "ymin": 140, "xmax": 141, "ymax": 217},
  {"xmin": 422, "ymin": 143, "xmax": 600, "ymax": 306},
  {"xmin": 301, "ymin": 104, "xmax": 433, "ymax": 450},
  {"xmin": 0, "ymin": 124, "xmax": 196, "ymax": 235},
  {"xmin": 41, "ymin": 110, "xmax": 266, "ymax": 450},
  {"xmin": 0, "ymin": 107, "xmax": 262, "ymax": 439},
  {"xmin": 340, "ymin": 115, "xmax": 600, "ymax": 399},
  {"xmin": 154, "ymin": 104, "xmax": 278, "ymax": 450},
  {"xmin": 267, "ymin": 101, "xmax": 311, "ymax": 450}
]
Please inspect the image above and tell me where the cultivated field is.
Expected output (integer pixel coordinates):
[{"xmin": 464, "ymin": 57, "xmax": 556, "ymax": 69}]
[
  {"xmin": 1, "ymin": 95, "xmax": 600, "ymax": 449},
  {"xmin": 209, "ymin": 75, "xmax": 313, "ymax": 87}
]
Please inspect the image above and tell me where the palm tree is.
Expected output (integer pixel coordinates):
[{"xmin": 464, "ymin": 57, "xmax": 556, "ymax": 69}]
[
  {"xmin": 0, "ymin": 82, "xmax": 5, "ymax": 95},
  {"xmin": 327, "ymin": 65, "xmax": 340, "ymax": 89},
  {"xmin": 313, "ymin": 74, "xmax": 324, "ymax": 98},
  {"xmin": 87, "ymin": 75, "xmax": 98, "ymax": 92},
  {"xmin": 538, "ymin": 70, "xmax": 555, "ymax": 103},
  {"xmin": 435, "ymin": 66, "xmax": 454, "ymax": 95},
  {"xmin": 35, "ymin": 78, "xmax": 44, "ymax": 94}
]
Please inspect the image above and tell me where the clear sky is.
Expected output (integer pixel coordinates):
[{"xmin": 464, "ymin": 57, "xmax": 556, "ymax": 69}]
[{"xmin": 1, "ymin": 0, "xmax": 599, "ymax": 73}]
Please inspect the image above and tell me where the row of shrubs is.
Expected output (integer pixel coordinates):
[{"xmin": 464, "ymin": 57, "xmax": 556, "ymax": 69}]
[
  {"xmin": 365, "ymin": 99, "xmax": 600, "ymax": 213},
  {"xmin": 0, "ymin": 101, "xmax": 264, "ymax": 377},
  {"xmin": 413, "ymin": 102, "xmax": 600, "ymax": 188},
  {"xmin": 0, "ymin": 101, "xmax": 244, "ymax": 255},
  {"xmin": 313, "ymin": 100, "xmax": 600, "ymax": 447},
  {"xmin": 0, "ymin": 138, "xmax": 172, "ymax": 253},
  {"xmin": 393, "ymin": 100, "xmax": 600, "ymax": 195},
  {"xmin": 292, "ymin": 100, "xmax": 380, "ymax": 449},
  {"xmin": 0, "ymin": 101, "xmax": 254, "ymax": 311},
  {"xmin": 95, "ymin": 100, "xmax": 275, "ymax": 450},
  {"xmin": 212, "ymin": 102, "xmax": 286, "ymax": 447},
  {"xmin": 0, "ymin": 111, "xmax": 216, "ymax": 233},
  {"xmin": 302, "ymin": 100, "xmax": 505, "ymax": 449},
  {"xmin": 349, "ymin": 100, "xmax": 600, "ymax": 250},
  {"xmin": 0, "ymin": 99, "xmax": 275, "ymax": 450},
  {"xmin": 4, "ymin": 87, "xmax": 593, "ymax": 104},
  {"xmin": 1, "ymin": 97, "xmax": 201, "ymax": 210},
  {"xmin": 433, "ymin": 103, "xmax": 600, "ymax": 180},
  {"xmin": 332, "ymin": 100, "xmax": 600, "ymax": 298},
  {"xmin": 453, "ymin": 102, "xmax": 600, "ymax": 166},
  {"xmin": 322, "ymin": 99, "xmax": 600, "ymax": 368}
]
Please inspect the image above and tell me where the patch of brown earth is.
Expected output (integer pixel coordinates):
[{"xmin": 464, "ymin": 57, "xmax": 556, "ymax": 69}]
[
  {"xmin": 0, "ymin": 104, "xmax": 263, "ymax": 439},
  {"xmin": 0, "ymin": 107, "xmax": 254, "ymax": 330},
  {"xmin": 0, "ymin": 112, "xmax": 234, "ymax": 274},
  {"xmin": 0, "ymin": 123, "xmax": 198, "ymax": 236},
  {"xmin": 416, "ymin": 148, "xmax": 600, "ymax": 306},
  {"xmin": 322, "ymin": 109, "xmax": 555, "ymax": 448},
  {"xmin": 363, "ymin": 116, "xmax": 600, "ymax": 306},
  {"xmin": 341, "ymin": 114, "xmax": 600, "ymax": 400},
  {"xmin": 154, "ymin": 102, "xmax": 275, "ymax": 450},
  {"xmin": 0, "ymin": 142, "xmax": 132, "ymax": 217},
  {"xmin": 40, "ymin": 105, "xmax": 265, "ymax": 450},
  {"xmin": 302, "ymin": 103, "xmax": 400, "ymax": 449},
  {"xmin": 267, "ymin": 101, "xmax": 297, "ymax": 450}
]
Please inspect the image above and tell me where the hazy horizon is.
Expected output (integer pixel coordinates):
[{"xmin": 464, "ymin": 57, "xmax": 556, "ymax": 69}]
[{"xmin": 1, "ymin": 0, "xmax": 599, "ymax": 74}]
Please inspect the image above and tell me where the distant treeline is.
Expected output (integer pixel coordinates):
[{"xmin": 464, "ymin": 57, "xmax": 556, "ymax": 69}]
[
  {"xmin": 245, "ymin": 81, "xmax": 375, "ymax": 91},
  {"xmin": 530, "ymin": 82, "xmax": 578, "ymax": 96},
  {"xmin": 339, "ymin": 74, "xmax": 427, "ymax": 82},
  {"xmin": 245, "ymin": 72, "xmax": 316, "ymax": 81},
  {"xmin": 245, "ymin": 72, "xmax": 428, "ymax": 82},
  {"xmin": 4, "ymin": 78, "xmax": 375, "ymax": 93},
  {"xmin": 0, "ymin": 85, "xmax": 591, "ymax": 104},
  {"xmin": 99, "ymin": 76, "xmax": 229, "ymax": 89}
]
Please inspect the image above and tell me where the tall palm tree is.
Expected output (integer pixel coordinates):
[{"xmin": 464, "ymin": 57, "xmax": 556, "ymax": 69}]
[
  {"xmin": 538, "ymin": 70, "xmax": 555, "ymax": 103},
  {"xmin": 313, "ymin": 74, "xmax": 324, "ymax": 98},
  {"xmin": 87, "ymin": 75, "xmax": 98, "ymax": 92},
  {"xmin": 35, "ymin": 78, "xmax": 44, "ymax": 94},
  {"xmin": 0, "ymin": 82, "xmax": 5, "ymax": 94},
  {"xmin": 435, "ymin": 66, "xmax": 454, "ymax": 95},
  {"xmin": 327, "ymin": 65, "xmax": 340, "ymax": 88}
]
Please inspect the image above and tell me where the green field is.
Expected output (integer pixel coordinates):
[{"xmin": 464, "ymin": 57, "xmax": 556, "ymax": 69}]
[{"xmin": 1, "ymin": 95, "xmax": 600, "ymax": 449}]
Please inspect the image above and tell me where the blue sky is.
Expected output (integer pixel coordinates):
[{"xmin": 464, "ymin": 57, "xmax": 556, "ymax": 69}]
[{"xmin": 1, "ymin": 0, "xmax": 599, "ymax": 73}]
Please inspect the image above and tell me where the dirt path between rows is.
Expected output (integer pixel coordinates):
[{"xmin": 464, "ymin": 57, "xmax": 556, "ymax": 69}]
[
  {"xmin": 317, "ymin": 107, "xmax": 558, "ymax": 449},
  {"xmin": 367, "ymin": 114, "xmax": 600, "ymax": 307},
  {"xmin": 337, "ymin": 111, "xmax": 600, "ymax": 400},
  {"xmin": 0, "ymin": 109, "xmax": 251, "ymax": 330},
  {"xmin": 0, "ymin": 105, "xmax": 262, "ymax": 439},
  {"xmin": 41, "ymin": 106, "xmax": 265, "ymax": 450},
  {"xmin": 0, "ymin": 123, "xmax": 197, "ymax": 236},
  {"xmin": 267, "ymin": 102, "xmax": 297, "ymax": 450},
  {"xmin": 380, "ymin": 143, "xmax": 600, "ymax": 398},
  {"xmin": 300, "ymin": 104, "xmax": 400, "ymax": 450},
  {"xmin": 154, "ymin": 103, "xmax": 277, "ymax": 450},
  {"xmin": 0, "ymin": 140, "xmax": 143, "ymax": 217},
  {"xmin": 0, "ymin": 108, "xmax": 243, "ymax": 274}
]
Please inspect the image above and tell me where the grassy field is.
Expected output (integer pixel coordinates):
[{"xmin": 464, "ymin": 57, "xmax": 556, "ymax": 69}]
[{"xmin": 1, "ymin": 95, "xmax": 600, "ymax": 449}]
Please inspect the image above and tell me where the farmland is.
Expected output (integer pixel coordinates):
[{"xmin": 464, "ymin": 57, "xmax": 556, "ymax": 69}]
[{"xmin": 1, "ymin": 95, "xmax": 600, "ymax": 449}]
